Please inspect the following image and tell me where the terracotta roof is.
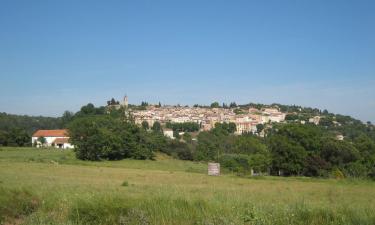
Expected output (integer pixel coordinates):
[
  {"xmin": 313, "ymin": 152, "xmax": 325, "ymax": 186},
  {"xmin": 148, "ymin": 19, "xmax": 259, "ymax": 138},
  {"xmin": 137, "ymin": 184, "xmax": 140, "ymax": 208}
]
[
  {"xmin": 32, "ymin": 129, "xmax": 69, "ymax": 137},
  {"xmin": 53, "ymin": 137, "xmax": 70, "ymax": 144}
]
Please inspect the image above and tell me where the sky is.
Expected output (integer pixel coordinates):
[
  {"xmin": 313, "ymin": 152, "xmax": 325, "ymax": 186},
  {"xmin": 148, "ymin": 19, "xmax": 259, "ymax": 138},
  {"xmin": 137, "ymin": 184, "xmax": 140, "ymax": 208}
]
[{"xmin": 0, "ymin": 0, "xmax": 374, "ymax": 122}]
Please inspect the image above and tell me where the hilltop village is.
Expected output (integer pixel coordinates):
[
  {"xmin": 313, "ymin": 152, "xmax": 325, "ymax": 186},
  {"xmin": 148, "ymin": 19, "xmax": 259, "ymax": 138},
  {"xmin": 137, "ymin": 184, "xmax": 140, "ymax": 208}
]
[
  {"xmin": 105, "ymin": 96, "xmax": 330, "ymax": 136},
  {"xmin": 132, "ymin": 105, "xmax": 286, "ymax": 135}
]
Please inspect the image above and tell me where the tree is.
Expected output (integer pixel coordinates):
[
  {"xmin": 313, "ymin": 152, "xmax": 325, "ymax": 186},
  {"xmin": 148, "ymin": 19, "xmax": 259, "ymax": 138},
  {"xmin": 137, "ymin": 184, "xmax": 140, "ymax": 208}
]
[
  {"xmin": 7, "ymin": 129, "xmax": 30, "ymax": 147},
  {"xmin": 319, "ymin": 117, "xmax": 334, "ymax": 127},
  {"xmin": 173, "ymin": 130, "xmax": 180, "ymax": 139},
  {"xmin": 76, "ymin": 103, "xmax": 105, "ymax": 116},
  {"xmin": 61, "ymin": 111, "xmax": 74, "ymax": 127},
  {"xmin": 165, "ymin": 122, "xmax": 199, "ymax": 132},
  {"xmin": 233, "ymin": 108, "xmax": 243, "ymax": 115},
  {"xmin": 182, "ymin": 132, "xmax": 192, "ymax": 143},
  {"xmin": 256, "ymin": 124, "xmax": 264, "ymax": 133},
  {"xmin": 151, "ymin": 121, "xmax": 163, "ymax": 133},
  {"xmin": 141, "ymin": 121, "xmax": 149, "ymax": 130},
  {"xmin": 0, "ymin": 112, "xmax": 61, "ymax": 136},
  {"xmin": 195, "ymin": 131, "xmax": 222, "ymax": 161},
  {"xmin": 68, "ymin": 116, "xmax": 157, "ymax": 161},
  {"xmin": 303, "ymin": 154, "xmax": 329, "ymax": 177},
  {"xmin": 232, "ymin": 135, "xmax": 268, "ymax": 155},
  {"xmin": 213, "ymin": 122, "xmax": 236, "ymax": 134},
  {"xmin": 210, "ymin": 102, "xmax": 220, "ymax": 108},
  {"xmin": 0, "ymin": 130, "xmax": 8, "ymax": 146},
  {"xmin": 167, "ymin": 140, "xmax": 194, "ymax": 160},
  {"xmin": 37, "ymin": 136, "xmax": 46, "ymax": 147},
  {"xmin": 268, "ymin": 135, "xmax": 307, "ymax": 176},
  {"xmin": 285, "ymin": 114, "xmax": 299, "ymax": 121},
  {"xmin": 353, "ymin": 134, "xmax": 375, "ymax": 160},
  {"xmin": 320, "ymin": 139, "xmax": 360, "ymax": 169},
  {"xmin": 229, "ymin": 102, "xmax": 237, "ymax": 108},
  {"xmin": 277, "ymin": 124, "xmax": 322, "ymax": 152},
  {"xmin": 68, "ymin": 116, "xmax": 120, "ymax": 160},
  {"xmin": 80, "ymin": 103, "xmax": 96, "ymax": 115},
  {"xmin": 228, "ymin": 123, "xmax": 237, "ymax": 133},
  {"xmin": 231, "ymin": 135, "xmax": 271, "ymax": 172}
]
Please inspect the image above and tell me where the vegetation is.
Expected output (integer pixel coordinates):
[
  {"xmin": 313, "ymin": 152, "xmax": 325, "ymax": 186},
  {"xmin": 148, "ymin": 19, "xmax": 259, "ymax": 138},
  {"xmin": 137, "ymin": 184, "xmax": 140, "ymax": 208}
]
[
  {"xmin": 166, "ymin": 122, "xmax": 200, "ymax": 132},
  {"xmin": 210, "ymin": 101, "xmax": 220, "ymax": 108},
  {"xmin": 0, "ymin": 113, "xmax": 62, "ymax": 146},
  {"xmin": 1, "ymin": 147, "xmax": 375, "ymax": 225},
  {"xmin": 68, "ymin": 116, "xmax": 166, "ymax": 160},
  {"xmin": 1, "ymin": 101, "xmax": 375, "ymax": 180}
]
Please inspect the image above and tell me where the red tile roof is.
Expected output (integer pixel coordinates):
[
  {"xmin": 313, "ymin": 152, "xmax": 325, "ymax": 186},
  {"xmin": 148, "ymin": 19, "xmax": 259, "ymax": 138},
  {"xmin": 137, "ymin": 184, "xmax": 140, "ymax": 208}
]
[
  {"xmin": 53, "ymin": 137, "xmax": 70, "ymax": 144},
  {"xmin": 32, "ymin": 129, "xmax": 69, "ymax": 137}
]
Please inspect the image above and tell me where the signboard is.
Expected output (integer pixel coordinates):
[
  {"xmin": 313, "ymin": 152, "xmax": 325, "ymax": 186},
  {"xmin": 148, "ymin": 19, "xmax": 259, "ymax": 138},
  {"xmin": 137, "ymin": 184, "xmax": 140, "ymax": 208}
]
[{"xmin": 208, "ymin": 163, "xmax": 220, "ymax": 176}]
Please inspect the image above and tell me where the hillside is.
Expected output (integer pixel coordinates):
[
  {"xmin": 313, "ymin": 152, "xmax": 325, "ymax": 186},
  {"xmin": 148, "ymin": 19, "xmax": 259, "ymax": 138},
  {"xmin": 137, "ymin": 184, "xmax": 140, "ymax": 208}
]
[{"xmin": 0, "ymin": 112, "xmax": 62, "ymax": 134}]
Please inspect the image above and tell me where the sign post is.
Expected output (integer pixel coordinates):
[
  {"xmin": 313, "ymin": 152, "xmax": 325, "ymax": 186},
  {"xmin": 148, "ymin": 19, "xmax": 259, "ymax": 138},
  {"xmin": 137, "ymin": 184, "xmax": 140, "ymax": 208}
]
[{"xmin": 208, "ymin": 163, "xmax": 220, "ymax": 176}]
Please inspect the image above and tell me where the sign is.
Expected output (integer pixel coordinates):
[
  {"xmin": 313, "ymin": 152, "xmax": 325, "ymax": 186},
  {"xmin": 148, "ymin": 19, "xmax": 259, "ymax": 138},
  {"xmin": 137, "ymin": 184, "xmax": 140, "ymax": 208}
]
[{"xmin": 208, "ymin": 163, "xmax": 220, "ymax": 176}]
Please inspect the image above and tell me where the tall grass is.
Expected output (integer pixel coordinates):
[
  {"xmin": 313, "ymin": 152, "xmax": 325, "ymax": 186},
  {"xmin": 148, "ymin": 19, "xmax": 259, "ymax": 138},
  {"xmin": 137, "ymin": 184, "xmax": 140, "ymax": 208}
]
[{"xmin": 0, "ymin": 147, "xmax": 375, "ymax": 224}]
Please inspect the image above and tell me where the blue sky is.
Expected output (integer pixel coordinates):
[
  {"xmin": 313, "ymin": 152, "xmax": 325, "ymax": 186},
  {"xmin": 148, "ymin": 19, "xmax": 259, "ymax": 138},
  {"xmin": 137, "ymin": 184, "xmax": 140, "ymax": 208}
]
[{"xmin": 0, "ymin": 0, "xmax": 374, "ymax": 122}]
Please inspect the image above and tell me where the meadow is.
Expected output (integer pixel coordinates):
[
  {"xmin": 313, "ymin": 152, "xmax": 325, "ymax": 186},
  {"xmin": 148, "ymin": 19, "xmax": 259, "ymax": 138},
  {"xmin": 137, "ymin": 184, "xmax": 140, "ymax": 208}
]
[{"xmin": 0, "ymin": 147, "xmax": 375, "ymax": 225}]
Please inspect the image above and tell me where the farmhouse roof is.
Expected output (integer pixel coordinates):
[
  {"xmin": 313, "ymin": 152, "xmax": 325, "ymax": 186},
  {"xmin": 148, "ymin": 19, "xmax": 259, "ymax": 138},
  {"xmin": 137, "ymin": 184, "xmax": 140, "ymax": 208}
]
[
  {"xmin": 32, "ymin": 129, "xmax": 69, "ymax": 137},
  {"xmin": 53, "ymin": 137, "xmax": 70, "ymax": 144}
]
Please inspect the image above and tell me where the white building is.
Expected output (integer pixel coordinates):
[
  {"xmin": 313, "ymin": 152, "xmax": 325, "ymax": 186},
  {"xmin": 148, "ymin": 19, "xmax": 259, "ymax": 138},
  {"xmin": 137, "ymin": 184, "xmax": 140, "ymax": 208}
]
[
  {"xmin": 31, "ymin": 129, "xmax": 73, "ymax": 149},
  {"xmin": 309, "ymin": 116, "xmax": 321, "ymax": 125},
  {"xmin": 163, "ymin": 129, "xmax": 175, "ymax": 139},
  {"xmin": 336, "ymin": 134, "xmax": 344, "ymax": 141}
]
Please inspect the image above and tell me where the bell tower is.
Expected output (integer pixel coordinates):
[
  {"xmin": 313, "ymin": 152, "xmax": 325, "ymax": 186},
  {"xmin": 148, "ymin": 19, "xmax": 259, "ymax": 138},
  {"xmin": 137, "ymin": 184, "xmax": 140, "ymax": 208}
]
[{"xmin": 123, "ymin": 95, "xmax": 128, "ymax": 107}]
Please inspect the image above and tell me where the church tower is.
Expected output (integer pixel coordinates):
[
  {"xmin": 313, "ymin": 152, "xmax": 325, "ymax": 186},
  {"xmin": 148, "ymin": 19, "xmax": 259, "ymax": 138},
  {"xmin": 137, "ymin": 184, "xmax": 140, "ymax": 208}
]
[{"xmin": 123, "ymin": 95, "xmax": 128, "ymax": 108}]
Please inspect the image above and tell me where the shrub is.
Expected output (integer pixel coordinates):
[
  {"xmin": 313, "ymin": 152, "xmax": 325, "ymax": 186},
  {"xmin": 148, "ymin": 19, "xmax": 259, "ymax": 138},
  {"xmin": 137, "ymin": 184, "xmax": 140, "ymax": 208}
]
[
  {"xmin": 344, "ymin": 162, "xmax": 368, "ymax": 178},
  {"xmin": 166, "ymin": 140, "xmax": 194, "ymax": 160},
  {"xmin": 331, "ymin": 168, "xmax": 345, "ymax": 179},
  {"xmin": 367, "ymin": 166, "xmax": 375, "ymax": 180},
  {"xmin": 219, "ymin": 154, "xmax": 252, "ymax": 174}
]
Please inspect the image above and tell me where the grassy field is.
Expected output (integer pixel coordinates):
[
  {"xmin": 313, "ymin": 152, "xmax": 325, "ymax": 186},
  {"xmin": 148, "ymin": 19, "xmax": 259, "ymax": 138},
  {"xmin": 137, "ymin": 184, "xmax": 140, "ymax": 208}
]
[{"xmin": 0, "ymin": 147, "xmax": 375, "ymax": 225}]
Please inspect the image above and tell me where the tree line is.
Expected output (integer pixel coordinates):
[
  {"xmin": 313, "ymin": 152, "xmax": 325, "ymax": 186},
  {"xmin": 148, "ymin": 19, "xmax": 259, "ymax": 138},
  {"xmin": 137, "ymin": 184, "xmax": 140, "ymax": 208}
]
[
  {"xmin": 1, "ymin": 102, "xmax": 375, "ymax": 180},
  {"xmin": 0, "ymin": 112, "xmax": 62, "ymax": 146},
  {"xmin": 189, "ymin": 123, "xmax": 375, "ymax": 179}
]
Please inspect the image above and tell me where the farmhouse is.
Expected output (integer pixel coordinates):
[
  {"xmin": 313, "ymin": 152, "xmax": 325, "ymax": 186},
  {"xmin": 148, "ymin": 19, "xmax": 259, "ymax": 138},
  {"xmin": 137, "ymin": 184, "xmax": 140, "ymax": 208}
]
[{"xmin": 32, "ymin": 129, "xmax": 73, "ymax": 149}]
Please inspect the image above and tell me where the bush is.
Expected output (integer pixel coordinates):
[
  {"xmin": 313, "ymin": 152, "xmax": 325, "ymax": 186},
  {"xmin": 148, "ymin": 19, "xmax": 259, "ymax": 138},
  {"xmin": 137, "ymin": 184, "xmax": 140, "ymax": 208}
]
[
  {"xmin": 369, "ymin": 167, "xmax": 375, "ymax": 180},
  {"xmin": 166, "ymin": 140, "xmax": 194, "ymax": 160},
  {"xmin": 344, "ymin": 162, "xmax": 368, "ymax": 178},
  {"xmin": 331, "ymin": 168, "xmax": 345, "ymax": 179},
  {"xmin": 219, "ymin": 154, "xmax": 252, "ymax": 174}
]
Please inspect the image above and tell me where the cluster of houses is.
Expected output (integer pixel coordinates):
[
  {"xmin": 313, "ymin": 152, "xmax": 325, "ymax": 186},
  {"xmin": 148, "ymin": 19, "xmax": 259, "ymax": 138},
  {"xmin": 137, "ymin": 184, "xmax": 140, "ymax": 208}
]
[{"xmin": 132, "ymin": 106, "xmax": 287, "ymax": 135}]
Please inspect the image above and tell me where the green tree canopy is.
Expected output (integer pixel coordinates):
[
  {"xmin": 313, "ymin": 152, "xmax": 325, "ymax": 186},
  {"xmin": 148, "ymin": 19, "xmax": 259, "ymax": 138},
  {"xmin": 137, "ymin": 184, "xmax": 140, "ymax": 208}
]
[
  {"xmin": 68, "ymin": 116, "xmax": 157, "ymax": 161},
  {"xmin": 210, "ymin": 102, "xmax": 220, "ymax": 108}
]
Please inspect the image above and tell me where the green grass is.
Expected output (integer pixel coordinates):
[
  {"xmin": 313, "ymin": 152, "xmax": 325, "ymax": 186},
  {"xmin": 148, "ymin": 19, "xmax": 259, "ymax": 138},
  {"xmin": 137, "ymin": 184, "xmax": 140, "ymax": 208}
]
[{"xmin": 0, "ymin": 147, "xmax": 375, "ymax": 225}]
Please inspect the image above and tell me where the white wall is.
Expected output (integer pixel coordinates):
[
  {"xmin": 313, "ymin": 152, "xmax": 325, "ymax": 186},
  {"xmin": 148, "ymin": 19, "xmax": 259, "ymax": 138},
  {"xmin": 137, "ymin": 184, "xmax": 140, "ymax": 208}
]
[{"xmin": 31, "ymin": 136, "xmax": 73, "ymax": 149}]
